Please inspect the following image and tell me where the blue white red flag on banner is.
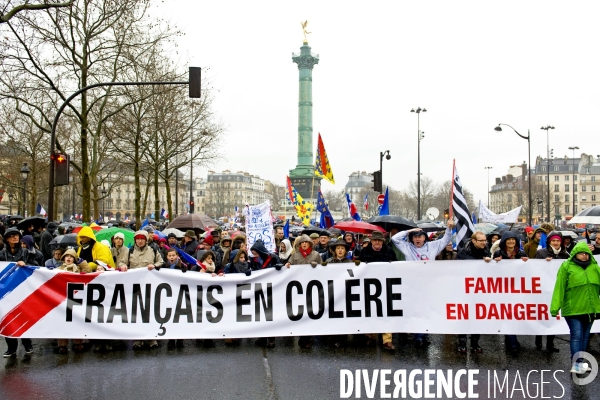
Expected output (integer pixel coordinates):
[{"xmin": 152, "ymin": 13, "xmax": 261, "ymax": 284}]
[{"xmin": 345, "ymin": 193, "xmax": 361, "ymax": 221}]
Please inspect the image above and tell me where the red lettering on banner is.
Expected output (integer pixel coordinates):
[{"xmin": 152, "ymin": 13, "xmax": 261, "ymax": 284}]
[
  {"xmin": 458, "ymin": 304, "xmax": 468, "ymax": 319},
  {"xmin": 464, "ymin": 277, "xmax": 543, "ymax": 294},
  {"xmin": 472, "ymin": 303, "xmax": 548, "ymax": 320},
  {"xmin": 446, "ymin": 304, "xmax": 456, "ymax": 320}
]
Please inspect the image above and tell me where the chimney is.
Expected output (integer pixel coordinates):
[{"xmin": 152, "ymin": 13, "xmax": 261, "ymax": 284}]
[
  {"xmin": 522, "ymin": 163, "xmax": 527, "ymax": 177},
  {"xmin": 502, "ymin": 176, "xmax": 506, "ymax": 183},
  {"xmin": 495, "ymin": 177, "xmax": 502, "ymax": 185},
  {"xmin": 507, "ymin": 174, "xmax": 514, "ymax": 183}
]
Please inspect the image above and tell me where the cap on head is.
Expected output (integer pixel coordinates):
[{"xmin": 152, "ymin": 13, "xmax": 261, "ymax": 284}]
[
  {"xmin": 309, "ymin": 233, "xmax": 319, "ymax": 239},
  {"xmin": 370, "ymin": 231, "xmax": 385, "ymax": 241}
]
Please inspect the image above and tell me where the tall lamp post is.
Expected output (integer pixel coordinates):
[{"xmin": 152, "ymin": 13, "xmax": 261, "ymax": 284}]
[
  {"xmin": 540, "ymin": 125, "xmax": 555, "ymax": 222},
  {"xmin": 20, "ymin": 162, "xmax": 30, "ymax": 217},
  {"xmin": 101, "ymin": 187, "xmax": 107, "ymax": 223},
  {"xmin": 411, "ymin": 107, "xmax": 426, "ymax": 219},
  {"xmin": 494, "ymin": 124, "xmax": 532, "ymax": 226},
  {"xmin": 189, "ymin": 144, "xmax": 194, "ymax": 214},
  {"xmin": 568, "ymin": 146, "xmax": 579, "ymax": 218},
  {"xmin": 380, "ymin": 150, "xmax": 391, "ymax": 192},
  {"xmin": 484, "ymin": 166, "xmax": 493, "ymax": 208},
  {"xmin": 8, "ymin": 192, "xmax": 13, "ymax": 215}
]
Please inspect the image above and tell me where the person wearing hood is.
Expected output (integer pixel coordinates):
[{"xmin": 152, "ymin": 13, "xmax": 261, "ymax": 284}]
[
  {"xmin": 523, "ymin": 228, "xmax": 545, "ymax": 258},
  {"xmin": 285, "ymin": 234, "xmax": 322, "ymax": 268},
  {"xmin": 124, "ymin": 230, "xmax": 164, "ymax": 350},
  {"xmin": 533, "ymin": 231, "xmax": 569, "ymax": 353},
  {"xmin": 279, "ymin": 239, "xmax": 293, "ymax": 264},
  {"xmin": 0, "ymin": 227, "xmax": 36, "ymax": 358},
  {"xmin": 21, "ymin": 235, "xmax": 44, "ymax": 266},
  {"xmin": 391, "ymin": 219, "xmax": 455, "ymax": 262},
  {"xmin": 551, "ymin": 242, "xmax": 600, "ymax": 374},
  {"xmin": 40, "ymin": 222, "xmax": 57, "ymax": 261},
  {"xmin": 343, "ymin": 232, "xmax": 358, "ymax": 257},
  {"xmin": 493, "ymin": 231, "xmax": 529, "ymax": 355},
  {"xmin": 249, "ymin": 239, "xmax": 280, "ymax": 270},
  {"xmin": 562, "ymin": 235, "xmax": 575, "ymax": 254},
  {"xmin": 215, "ymin": 235, "xmax": 232, "ymax": 272},
  {"xmin": 486, "ymin": 231, "xmax": 501, "ymax": 251},
  {"xmin": 76, "ymin": 226, "xmax": 115, "ymax": 271},
  {"xmin": 58, "ymin": 248, "xmax": 91, "ymax": 273},
  {"xmin": 111, "ymin": 232, "xmax": 129, "ymax": 270}
]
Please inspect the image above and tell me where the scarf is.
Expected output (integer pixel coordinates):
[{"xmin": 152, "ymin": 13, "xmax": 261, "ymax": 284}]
[
  {"xmin": 550, "ymin": 246, "xmax": 561, "ymax": 255},
  {"xmin": 573, "ymin": 256, "xmax": 592, "ymax": 268},
  {"xmin": 299, "ymin": 247, "xmax": 312, "ymax": 258}
]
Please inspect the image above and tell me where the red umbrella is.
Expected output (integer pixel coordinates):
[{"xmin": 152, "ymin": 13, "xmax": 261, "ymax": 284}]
[
  {"xmin": 333, "ymin": 220, "xmax": 386, "ymax": 234},
  {"xmin": 72, "ymin": 224, "xmax": 102, "ymax": 234}
]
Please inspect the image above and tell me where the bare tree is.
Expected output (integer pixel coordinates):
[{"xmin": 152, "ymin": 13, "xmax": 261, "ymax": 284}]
[{"xmin": 0, "ymin": 0, "xmax": 73, "ymax": 23}]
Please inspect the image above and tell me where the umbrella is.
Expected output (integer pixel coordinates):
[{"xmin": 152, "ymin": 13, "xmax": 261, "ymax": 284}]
[
  {"xmin": 166, "ymin": 214, "xmax": 217, "ymax": 234},
  {"xmin": 327, "ymin": 227, "xmax": 342, "ymax": 236},
  {"xmin": 417, "ymin": 222, "xmax": 446, "ymax": 233},
  {"xmin": 59, "ymin": 222, "xmax": 81, "ymax": 229},
  {"xmin": 49, "ymin": 234, "xmax": 78, "ymax": 249},
  {"xmin": 560, "ymin": 230, "xmax": 578, "ymax": 239},
  {"xmin": 473, "ymin": 223, "xmax": 498, "ymax": 235},
  {"xmin": 4, "ymin": 215, "xmax": 24, "ymax": 227},
  {"xmin": 568, "ymin": 206, "xmax": 600, "ymax": 225},
  {"xmin": 333, "ymin": 220, "xmax": 386, "ymax": 234},
  {"xmin": 72, "ymin": 224, "xmax": 102, "ymax": 234},
  {"xmin": 17, "ymin": 216, "xmax": 46, "ymax": 230},
  {"xmin": 367, "ymin": 215, "xmax": 417, "ymax": 232},
  {"xmin": 161, "ymin": 228, "xmax": 185, "ymax": 238},
  {"xmin": 301, "ymin": 227, "xmax": 330, "ymax": 236},
  {"xmin": 95, "ymin": 227, "xmax": 135, "ymax": 248}
]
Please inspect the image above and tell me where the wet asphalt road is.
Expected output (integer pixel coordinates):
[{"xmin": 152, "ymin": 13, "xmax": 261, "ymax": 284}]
[{"xmin": 0, "ymin": 333, "xmax": 599, "ymax": 400}]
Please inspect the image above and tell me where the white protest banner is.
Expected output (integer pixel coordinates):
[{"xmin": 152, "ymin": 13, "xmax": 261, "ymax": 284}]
[
  {"xmin": 244, "ymin": 200, "xmax": 275, "ymax": 253},
  {"xmin": 1, "ymin": 259, "xmax": 598, "ymax": 340},
  {"xmin": 479, "ymin": 200, "xmax": 522, "ymax": 224}
]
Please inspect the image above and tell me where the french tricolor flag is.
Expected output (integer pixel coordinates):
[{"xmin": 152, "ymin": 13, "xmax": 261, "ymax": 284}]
[{"xmin": 345, "ymin": 193, "xmax": 361, "ymax": 221}]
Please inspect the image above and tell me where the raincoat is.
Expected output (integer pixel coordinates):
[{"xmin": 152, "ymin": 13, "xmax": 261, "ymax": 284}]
[{"xmin": 76, "ymin": 226, "xmax": 116, "ymax": 270}]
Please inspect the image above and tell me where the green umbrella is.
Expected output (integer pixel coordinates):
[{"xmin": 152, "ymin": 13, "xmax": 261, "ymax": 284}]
[{"xmin": 95, "ymin": 227, "xmax": 135, "ymax": 248}]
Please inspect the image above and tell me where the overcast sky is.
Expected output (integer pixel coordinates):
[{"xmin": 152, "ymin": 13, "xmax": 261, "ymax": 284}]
[{"xmin": 156, "ymin": 1, "xmax": 600, "ymax": 209}]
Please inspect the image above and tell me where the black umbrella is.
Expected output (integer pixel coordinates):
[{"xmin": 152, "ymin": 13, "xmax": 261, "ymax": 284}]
[
  {"xmin": 301, "ymin": 227, "xmax": 330, "ymax": 236},
  {"xmin": 417, "ymin": 222, "xmax": 446, "ymax": 233},
  {"xmin": 49, "ymin": 233, "xmax": 78, "ymax": 249},
  {"xmin": 368, "ymin": 215, "xmax": 417, "ymax": 232},
  {"xmin": 17, "ymin": 216, "xmax": 46, "ymax": 230},
  {"xmin": 4, "ymin": 215, "xmax": 24, "ymax": 227},
  {"xmin": 569, "ymin": 205, "xmax": 600, "ymax": 225}
]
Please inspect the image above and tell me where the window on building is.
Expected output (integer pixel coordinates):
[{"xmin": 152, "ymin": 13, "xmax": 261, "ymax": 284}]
[
  {"xmin": 593, "ymin": 195, "xmax": 597, "ymax": 201},
  {"xmin": 574, "ymin": 184, "xmax": 578, "ymax": 191},
  {"xmin": 545, "ymin": 176, "xmax": 548, "ymax": 182},
  {"xmin": 569, "ymin": 165, "xmax": 573, "ymax": 172},
  {"xmin": 574, "ymin": 205, "xmax": 578, "ymax": 213},
  {"xmin": 565, "ymin": 175, "xmax": 569, "ymax": 181},
  {"xmin": 537, "ymin": 204, "xmax": 543, "ymax": 213},
  {"xmin": 541, "ymin": 166, "xmax": 546, "ymax": 172},
  {"xmin": 554, "ymin": 166, "xmax": 560, "ymax": 172},
  {"xmin": 574, "ymin": 175, "xmax": 578, "ymax": 181},
  {"xmin": 586, "ymin": 168, "xmax": 591, "ymax": 174},
  {"xmin": 575, "ymin": 194, "xmax": 578, "ymax": 201},
  {"xmin": 538, "ymin": 176, "xmax": 543, "ymax": 182},
  {"xmin": 554, "ymin": 175, "xmax": 559, "ymax": 181},
  {"xmin": 565, "ymin": 194, "xmax": 570, "ymax": 202},
  {"xmin": 565, "ymin": 184, "xmax": 570, "ymax": 192},
  {"xmin": 554, "ymin": 184, "xmax": 559, "ymax": 192},
  {"xmin": 554, "ymin": 205, "xmax": 560, "ymax": 213},
  {"xmin": 593, "ymin": 186, "xmax": 597, "ymax": 192},
  {"xmin": 582, "ymin": 196, "xmax": 587, "ymax": 201},
  {"xmin": 554, "ymin": 195, "xmax": 560, "ymax": 202},
  {"xmin": 582, "ymin": 186, "xmax": 587, "ymax": 192},
  {"xmin": 507, "ymin": 194, "xmax": 512, "ymax": 202},
  {"xmin": 565, "ymin": 205, "xmax": 570, "ymax": 214},
  {"xmin": 593, "ymin": 176, "xmax": 596, "ymax": 182}
]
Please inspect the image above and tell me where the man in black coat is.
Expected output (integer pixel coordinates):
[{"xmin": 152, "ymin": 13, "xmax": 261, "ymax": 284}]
[
  {"xmin": 40, "ymin": 222, "xmax": 57, "ymax": 261},
  {"xmin": 358, "ymin": 231, "xmax": 397, "ymax": 263},
  {"xmin": 456, "ymin": 231, "xmax": 491, "ymax": 354}
]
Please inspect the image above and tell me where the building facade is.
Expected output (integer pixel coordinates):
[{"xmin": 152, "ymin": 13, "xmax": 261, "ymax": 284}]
[{"xmin": 204, "ymin": 170, "xmax": 273, "ymax": 218}]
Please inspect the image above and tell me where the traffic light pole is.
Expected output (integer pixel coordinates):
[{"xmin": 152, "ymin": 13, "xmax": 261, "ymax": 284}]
[{"xmin": 47, "ymin": 72, "xmax": 199, "ymax": 221}]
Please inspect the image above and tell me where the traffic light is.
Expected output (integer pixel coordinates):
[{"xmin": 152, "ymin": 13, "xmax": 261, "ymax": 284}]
[
  {"xmin": 54, "ymin": 153, "xmax": 70, "ymax": 186},
  {"xmin": 371, "ymin": 170, "xmax": 382, "ymax": 193},
  {"xmin": 189, "ymin": 67, "xmax": 201, "ymax": 98},
  {"xmin": 444, "ymin": 208, "xmax": 450, "ymax": 220},
  {"xmin": 189, "ymin": 200, "xmax": 195, "ymax": 214}
]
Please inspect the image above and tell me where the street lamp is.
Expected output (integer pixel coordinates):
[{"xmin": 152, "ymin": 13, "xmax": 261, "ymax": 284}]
[
  {"xmin": 8, "ymin": 192, "xmax": 13, "ymax": 215},
  {"xmin": 411, "ymin": 107, "xmax": 426, "ymax": 219},
  {"xmin": 568, "ymin": 146, "xmax": 579, "ymax": 218},
  {"xmin": 484, "ymin": 166, "xmax": 493, "ymax": 208},
  {"xmin": 380, "ymin": 150, "xmax": 391, "ymax": 193},
  {"xmin": 20, "ymin": 162, "xmax": 30, "ymax": 217},
  {"xmin": 540, "ymin": 125, "xmax": 555, "ymax": 222},
  {"xmin": 101, "ymin": 187, "xmax": 107, "ymax": 223},
  {"xmin": 494, "ymin": 124, "xmax": 532, "ymax": 225}
]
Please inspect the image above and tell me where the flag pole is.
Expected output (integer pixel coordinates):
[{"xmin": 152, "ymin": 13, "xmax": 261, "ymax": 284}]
[{"xmin": 449, "ymin": 159, "xmax": 456, "ymax": 220}]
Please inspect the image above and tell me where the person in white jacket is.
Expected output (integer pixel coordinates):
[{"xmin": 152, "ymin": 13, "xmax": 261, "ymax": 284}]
[
  {"xmin": 390, "ymin": 219, "xmax": 455, "ymax": 347},
  {"xmin": 391, "ymin": 219, "xmax": 455, "ymax": 261}
]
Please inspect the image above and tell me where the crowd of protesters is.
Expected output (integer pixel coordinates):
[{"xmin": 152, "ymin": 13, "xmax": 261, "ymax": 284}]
[{"xmin": 0, "ymin": 217, "xmax": 599, "ymax": 374}]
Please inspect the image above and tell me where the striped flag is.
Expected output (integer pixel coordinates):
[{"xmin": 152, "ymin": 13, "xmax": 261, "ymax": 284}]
[
  {"xmin": 363, "ymin": 193, "xmax": 369, "ymax": 210},
  {"xmin": 451, "ymin": 161, "xmax": 474, "ymax": 250},
  {"xmin": 345, "ymin": 193, "xmax": 361, "ymax": 221},
  {"xmin": 314, "ymin": 133, "xmax": 335, "ymax": 184}
]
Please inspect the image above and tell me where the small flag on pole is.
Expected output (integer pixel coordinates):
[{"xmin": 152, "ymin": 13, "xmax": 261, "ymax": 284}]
[
  {"xmin": 364, "ymin": 193, "xmax": 369, "ymax": 211},
  {"xmin": 379, "ymin": 187, "xmax": 390, "ymax": 216},
  {"xmin": 160, "ymin": 208, "xmax": 169, "ymax": 219},
  {"xmin": 345, "ymin": 193, "xmax": 361, "ymax": 221},
  {"xmin": 317, "ymin": 189, "xmax": 335, "ymax": 228},
  {"xmin": 314, "ymin": 133, "xmax": 335, "ymax": 184},
  {"xmin": 36, "ymin": 203, "xmax": 47, "ymax": 217}
]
